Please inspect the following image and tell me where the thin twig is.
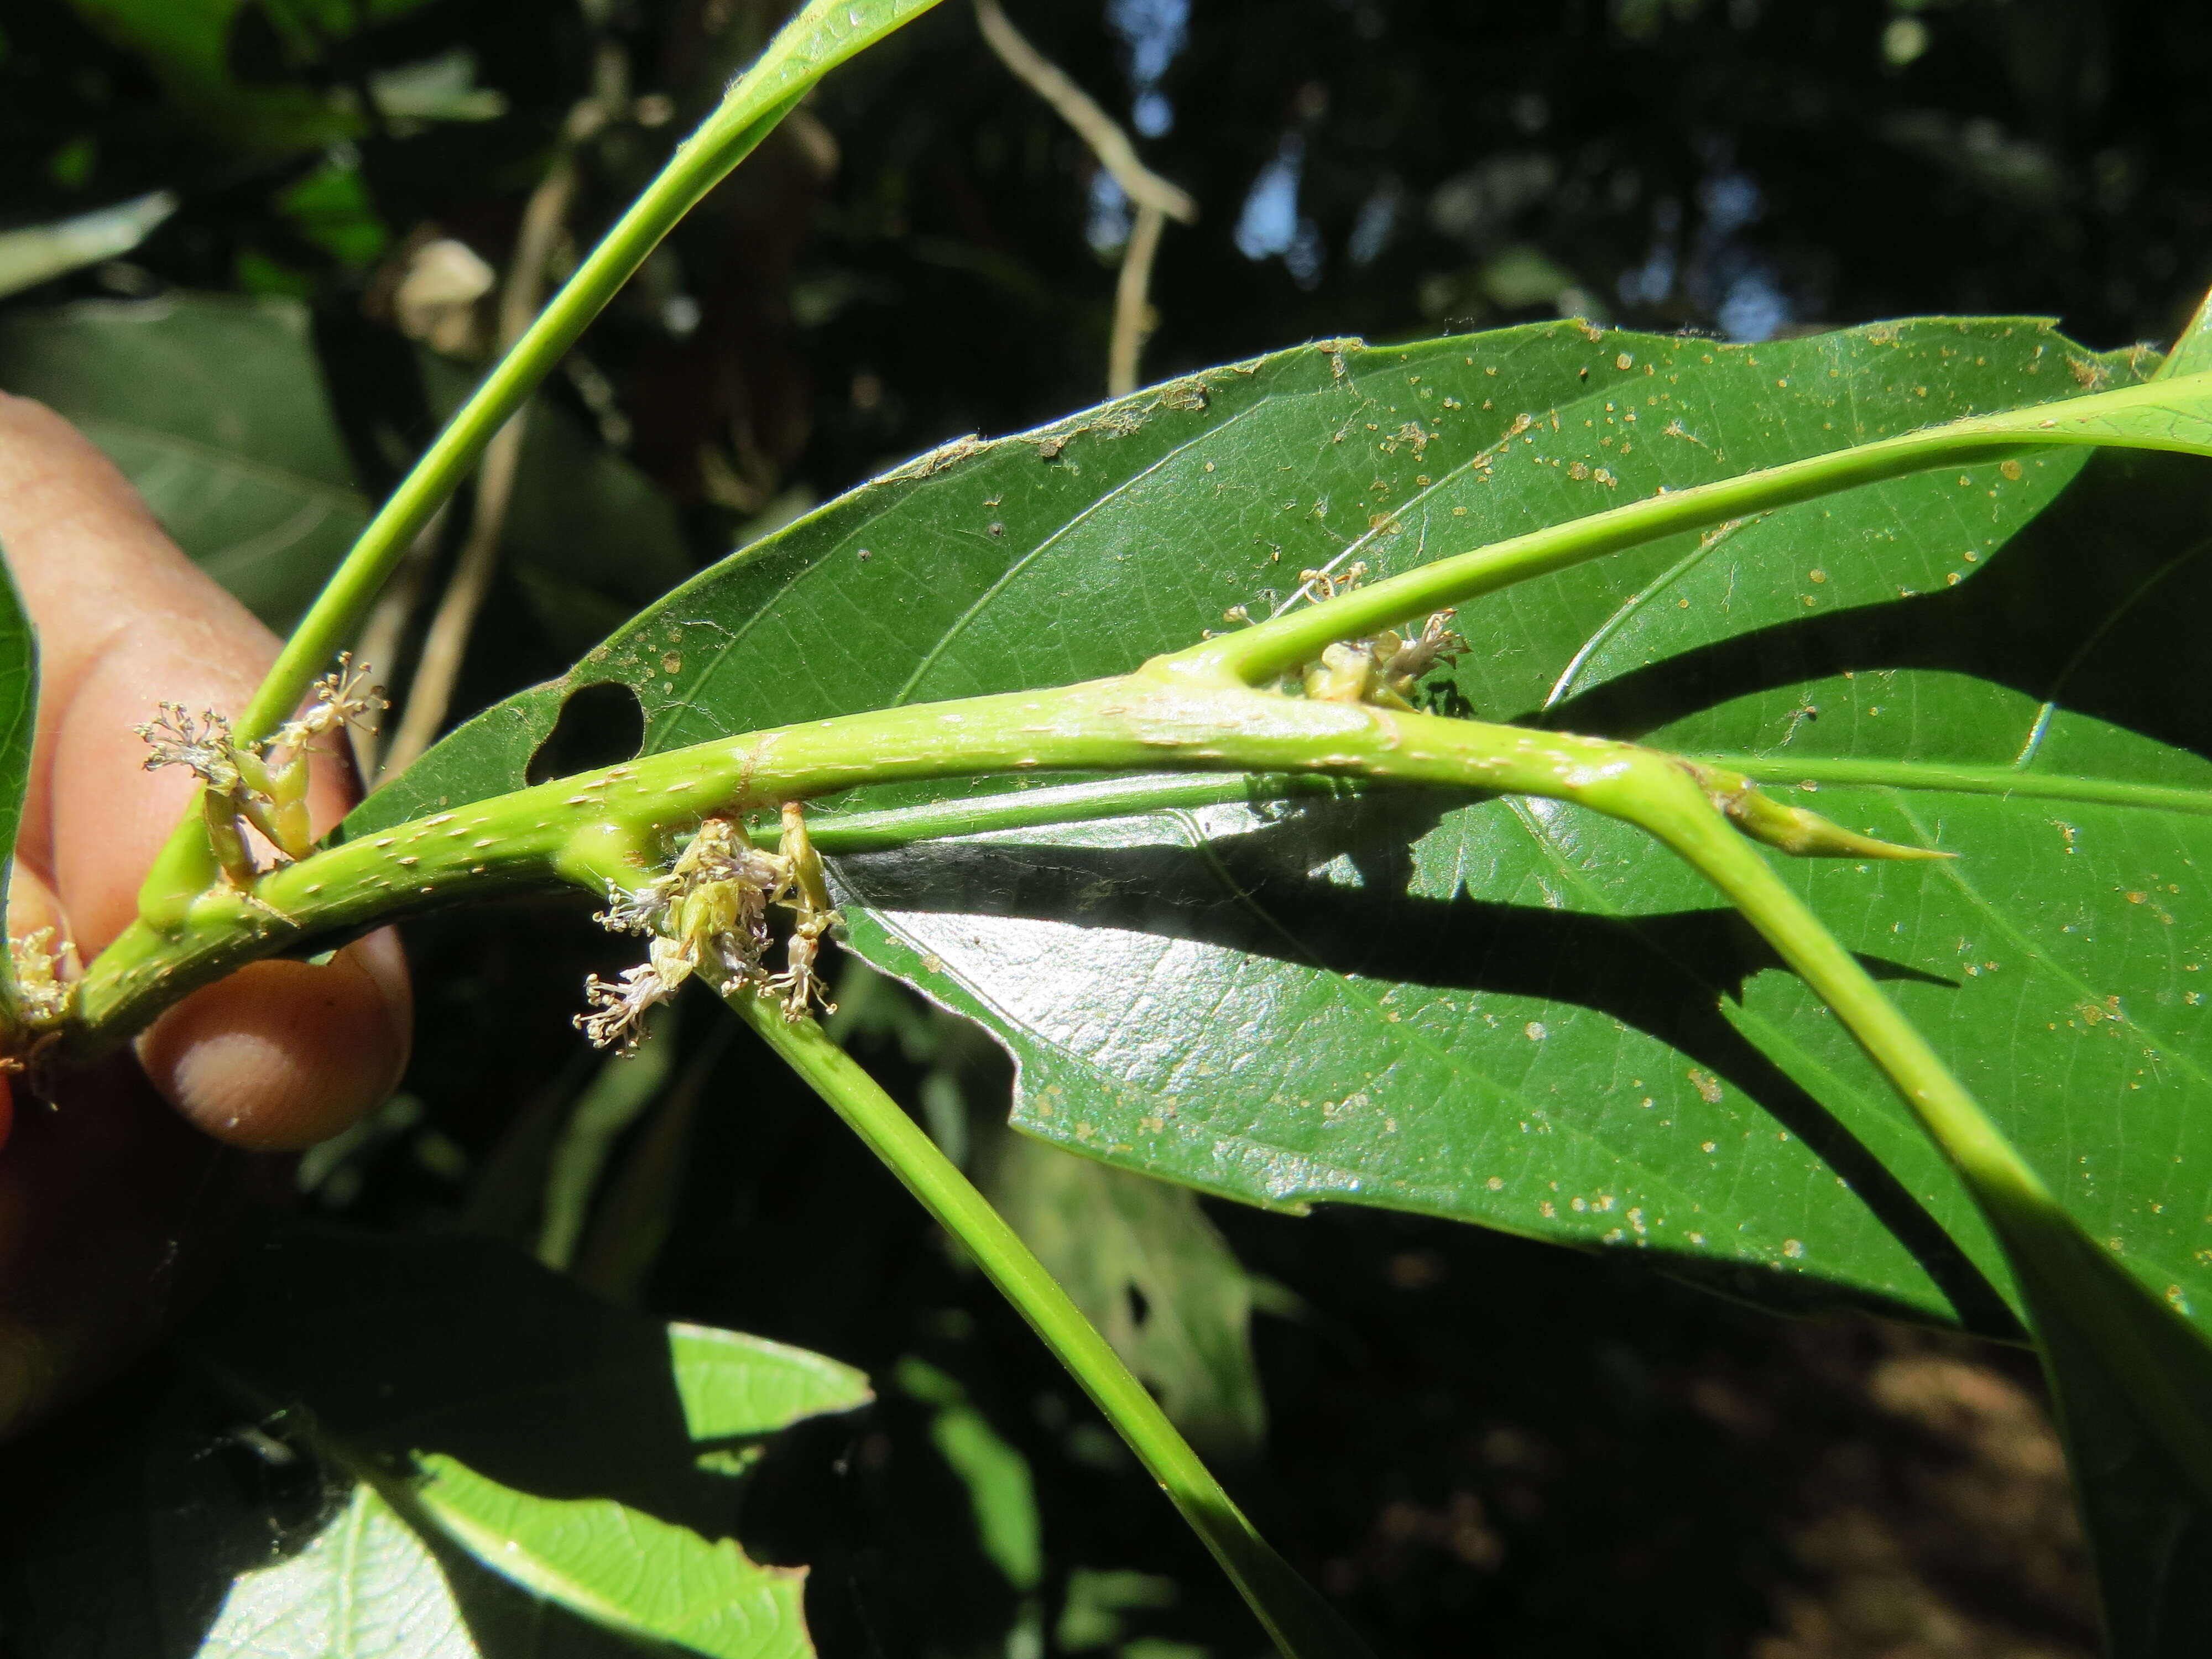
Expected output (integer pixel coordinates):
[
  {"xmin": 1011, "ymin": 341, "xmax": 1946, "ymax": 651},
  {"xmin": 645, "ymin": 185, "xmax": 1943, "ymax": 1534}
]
[
  {"xmin": 972, "ymin": 0, "xmax": 1194, "ymax": 395},
  {"xmin": 378, "ymin": 114, "xmax": 596, "ymax": 780},
  {"xmin": 1108, "ymin": 201, "xmax": 1166, "ymax": 397}
]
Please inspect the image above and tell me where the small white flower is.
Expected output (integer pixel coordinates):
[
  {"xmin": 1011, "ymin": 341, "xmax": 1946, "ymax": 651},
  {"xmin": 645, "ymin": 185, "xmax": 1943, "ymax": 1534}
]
[
  {"xmin": 134, "ymin": 702, "xmax": 242, "ymax": 792},
  {"xmin": 596, "ymin": 877, "xmax": 677, "ymax": 936},
  {"xmin": 273, "ymin": 653, "xmax": 386, "ymax": 752},
  {"xmin": 575, "ymin": 962, "xmax": 679, "ymax": 1055},
  {"xmin": 575, "ymin": 810, "xmax": 842, "ymax": 1049}
]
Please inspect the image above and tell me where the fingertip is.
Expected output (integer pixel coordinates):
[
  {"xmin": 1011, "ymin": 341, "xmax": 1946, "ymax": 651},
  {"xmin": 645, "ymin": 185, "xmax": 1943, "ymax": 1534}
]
[{"xmin": 135, "ymin": 932, "xmax": 413, "ymax": 1150}]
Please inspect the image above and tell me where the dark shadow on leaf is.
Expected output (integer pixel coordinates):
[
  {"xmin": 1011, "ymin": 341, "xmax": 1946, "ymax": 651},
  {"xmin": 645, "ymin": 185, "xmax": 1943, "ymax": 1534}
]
[
  {"xmin": 189, "ymin": 1219, "xmax": 770, "ymax": 1535},
  {"xmin": 831, "ymin": 802, "xmax": 2021, "ymax": 1340},
  {"xmin": 1540, "ymin": 450, "xmax": 2212, "ymax": 761}
]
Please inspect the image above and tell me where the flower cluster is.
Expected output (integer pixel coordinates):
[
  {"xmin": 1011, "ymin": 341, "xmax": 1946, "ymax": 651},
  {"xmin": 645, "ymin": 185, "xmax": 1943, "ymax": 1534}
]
[
  {"xmin": 137, "ymin": 654, "xmax": 385, "ymax": 885},
  {"xmin": 1302, "ymin": 609, "xmax": 1467, "ymax": 709},
  {"xmin": 577, "ymin": 805, "xmax": 842, "ymax": 1054},
  {"xmin": 2, "ymin": 928, "xmax": 76, "ymax": 1072}
]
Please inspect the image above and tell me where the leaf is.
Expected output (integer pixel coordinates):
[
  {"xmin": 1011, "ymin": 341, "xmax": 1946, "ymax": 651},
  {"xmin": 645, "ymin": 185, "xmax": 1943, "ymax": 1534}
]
[
  {"xmin": 0, "ymin": 190, "xmax": 179, "ymax": 301},
  {"xmin": 406, "ymin": 1454, "xmax": 812, "ymax": 1659},
  {"xmin": 417, "ymin": 356, "xmax": 697, "ymax": 658},
  {"xmin": 0, "ymin": 554, "xmax": 38, "ymax": 1024},
  {"xmin": 350, "ymin": 315, "xmax": 2212, "ymax": 1650},
  {"xmin": 2157, "ymin": 279, "xmax": 2212, "ymax": 380},
  {"xmin": 895, "ymin": 1359, "xmax": 1044, "ymax": 1595},
  {"xmin": 2000, "ymin": 1219, "xmax": 2212, "ymax": 1659},
  {"xmin": 2, "ymin": 1222, "xmax": 869, "ymax": 1658},
  {"xmin": 0, "ymin": 295, "xmax": 696, "ymax": 640},
  {"xmin": 0, "ymin": 294, "xmax": 370, "ymax": 629},
  {"xmin": 536, "ymin": 1011, "xmax": 677, "ymax": 1271},
  {"xmin": 982, "ymin": 1126, "xmax": 1266, "ymax": 1460},
  {"xmin": 189, "ymin": 1219, "xmax": 870, "ymax": 1657},
  {"xmin": 63, "ymin": 0, "xmax": 430, "ymax": 153},
  {"xmin": 364, "ymin": 317, "xmax": 2153, "ymax": 1335},
  {"xmin": 197, "ymin": 1484, "xmax": 484, "ymax": 1659}
]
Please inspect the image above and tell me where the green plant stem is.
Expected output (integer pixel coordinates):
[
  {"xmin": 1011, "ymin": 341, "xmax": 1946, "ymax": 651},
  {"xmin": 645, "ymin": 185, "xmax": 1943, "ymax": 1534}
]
[
  {"xmin": 1150, "ymin": 368, "xmax": 2212, "ymax": 690},
  {"xmin": 237, "ymin": 92, "xmax": 790, "ymax": 748},
  {"xmin": 1609, "ymin": 765, "xmax": 2212, "ymax": 1509},
  {"xmin": 71, "ymin": 677, "xmax": 1725, "ymax": 1044},
  {"xmin": 1700, "ymin": 754, "xmax": 2212, "ymax": 817},
  {"xmin": 724, "ymin": 989, "xmax": 1373, "ymax": 1659},
  {"xmin": 797, "ymin": 753, "xmax": 2212, "ymax": 859},
  {"xmin": 131, "ymin": 2, "xmax": 947, "ymax": 927},
  {"xmin": 237, "ymin": 1, "xmax": 944, "ymax": 748},
  {"xmin": 73, "ymin": 644, "xmax": 2212, "ymax": 1510}
]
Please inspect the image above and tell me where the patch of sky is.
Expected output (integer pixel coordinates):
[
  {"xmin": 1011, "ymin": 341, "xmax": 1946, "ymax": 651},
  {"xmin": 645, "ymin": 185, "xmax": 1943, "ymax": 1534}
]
[
  {"xmin": 1684, "ymin": 163, "xmax": 1793, "ymax": 342},
  {"xmin": 1717, "ymin": 270, "xmax": 1790, "ymax": 342},
  {"xmin": 1616, "ymin": 197, "xmax": 1679, "ymax": 307},
  {"xmin": 1237, "ymin": 132, "xmax": 1326, "ymax": 288},
  {"xmin": 1107, "ymin": 0, "xmax": 1188, "ymax": 138},
  {"xmin": 1087, "ymin": 169, "xmax": 1132, "ymax": 255}
]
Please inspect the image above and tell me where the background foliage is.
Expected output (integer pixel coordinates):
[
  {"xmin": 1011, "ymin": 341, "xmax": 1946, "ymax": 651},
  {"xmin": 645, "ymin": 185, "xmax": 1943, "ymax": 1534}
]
[{"xmin": 6, "ymin": 1, "xmax": 2212, "ymax": 1655}]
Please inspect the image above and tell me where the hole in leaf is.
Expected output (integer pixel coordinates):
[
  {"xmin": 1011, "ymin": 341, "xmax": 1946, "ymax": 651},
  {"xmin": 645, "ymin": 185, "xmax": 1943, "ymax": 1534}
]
[
  {"xmin": 1126, "ymin": 1284, "xmax": 1151, "ymax": 1328},
  {"xmin": 525, "ymin": 680, "xmax": 645, "ymax": 786}
]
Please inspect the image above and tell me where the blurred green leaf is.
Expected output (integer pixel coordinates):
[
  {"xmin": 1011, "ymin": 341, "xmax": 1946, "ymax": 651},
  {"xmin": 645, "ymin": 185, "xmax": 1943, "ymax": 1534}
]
[
  {"xmin": 895, "ymin": 1358, "xmax": 1042, "ymax": 1595},
  {"xmin": 0, "ymin": 190, "xmax": 177, "ymax": 301},
  {"xmin": 62, "ymin": 0, "xmax": 442, "ymax": 153},
  {"xmin": 0, "ymin": 294, "xmax": 698, "ymax": 644},
  {"xmin": 419, "ymin": 355, "xmax": 697, "ymax": 658},
  {"xmin": 0, "ymin": 293, "xmax": 369, "ymax": 629},
  {"xmin": 536, "ymin": 1010, "xmax": 676, "ymax": 1272},
  {"xmin": 984, "ymin": 1129, "xmax": 1265, "ymax": 1461}
]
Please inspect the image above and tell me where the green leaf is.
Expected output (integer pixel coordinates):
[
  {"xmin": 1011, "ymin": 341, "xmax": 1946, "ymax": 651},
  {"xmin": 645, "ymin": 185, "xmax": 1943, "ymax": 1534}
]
[
  {"xmin": 0, "ymin": 553, "xmax": 38, "ymax": 1025},
  {"xmin": 1999, "ymin": 1215, "xmax": 2212, "ymax": 1659},
  {"xmin": 367, "ymin": 317, "xmax": 2153, "ymax": 1334},
  {"xmin": 2157, "ymin": 279, "xmax": 2212, "ymax": 381},
  {"xmin": 537, "ymin": 1011, "xmax": 677, "ymax": 1271},
  {"xmin": 0, "ymin": 190, "xmax": 178, "ymax": 302},
  {"xmin": 895, "ymin": 1358, "xmax": 1044, "ymax": 1594},
  {"xmin": 351, "ymin": 315, "xmax": 2212, "ymax": 1650},
  {"xmin": 0, "ymin": 295, "xmax": 695, "ymax": 640},
  {"xmin": 190, "ymin": 1220, "xmax": 869, "ymax": 1656},
  {"xmin": 62, "ymin": 0, "xmax": 431, "ymax": 153},
  {"xmin": 982, "ymin": 1126, "xmax": 1266, "ymax": 1460},
  {"xmin": 407, "ymin": 1454, "xmax": 812, "ymax": 1659},
  {"xmin": 0, "ymin": 294, "xmax": 369, "ymax": 630},
  {"xmin": 196, "ymin": 1484, "xmax": 483, "ymax": 1659},
  {"xmin": 418, "ymin": 356, "xmax": 696, "ymax": 658}
]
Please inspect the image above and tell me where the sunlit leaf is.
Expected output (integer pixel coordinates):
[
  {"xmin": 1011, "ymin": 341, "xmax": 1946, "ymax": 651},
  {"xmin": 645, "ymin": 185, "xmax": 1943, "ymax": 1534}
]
[
  {"xmin": 363, "ymin": 315, "xmax": 2212, "ymax": 1650},
  {"xmin": 367, "ymin": 317, "xmax": 2171, "ymax": 1333}
]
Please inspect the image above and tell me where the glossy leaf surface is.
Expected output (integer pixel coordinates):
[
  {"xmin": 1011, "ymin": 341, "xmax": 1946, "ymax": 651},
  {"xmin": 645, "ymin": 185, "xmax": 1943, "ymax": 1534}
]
[{"xmin": 360, "ymin": 319, "xmax": 2212, "ymax": 1347}]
